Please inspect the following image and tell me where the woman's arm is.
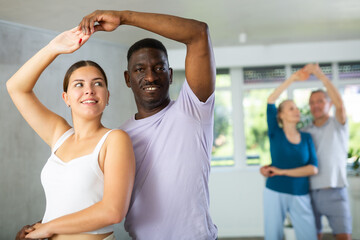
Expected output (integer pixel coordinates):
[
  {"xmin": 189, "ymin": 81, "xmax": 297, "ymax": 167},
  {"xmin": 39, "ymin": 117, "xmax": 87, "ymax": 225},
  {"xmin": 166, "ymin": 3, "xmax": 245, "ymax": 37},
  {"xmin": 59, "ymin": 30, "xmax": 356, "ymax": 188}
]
[
  {"xmin": 267, "ymin": 68, "xmax": 309, "ymax": 104},
  {"xmin": 267, "ymin": 164, "xmax": 318, "ymax": 177},
  {"xmin": 25, "ymin": 130, "xmax": 136, "ymax": 238},
  {"xmin": 6, "ymin": 28, "xmax": 90, "ymax": 146}
]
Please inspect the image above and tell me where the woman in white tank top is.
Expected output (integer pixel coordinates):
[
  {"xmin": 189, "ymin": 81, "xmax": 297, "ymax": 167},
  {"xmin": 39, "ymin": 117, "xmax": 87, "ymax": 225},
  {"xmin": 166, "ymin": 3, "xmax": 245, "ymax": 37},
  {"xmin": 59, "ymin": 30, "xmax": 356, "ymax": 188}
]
[{"xmin": 7, "ymin": 28, "xmax": 135, "ymax": 240}]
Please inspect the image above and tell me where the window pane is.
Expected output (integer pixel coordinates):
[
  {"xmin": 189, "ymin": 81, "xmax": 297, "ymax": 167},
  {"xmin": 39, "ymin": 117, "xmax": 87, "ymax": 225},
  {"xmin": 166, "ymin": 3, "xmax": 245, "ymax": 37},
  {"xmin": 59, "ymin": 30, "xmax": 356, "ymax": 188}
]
[
  {"xmin": 212, "ymin": 74, "xmax": 234, "ymax": 167},
  {"xmin": 243, "ymin": 66, "xmax": 286, "ymax": 84},
  {"xmin": 169, "ymin": 70, "xmax": 185, "ymax": 100},
  {"xmin": 243, "ymin": 89, "xmax": 286, "ymax": 165},
  {"xmin": 339, "ymin": 62, "xmax": 360, "ymax": 80},
  {"xmin": 343, "ymin": 85, "xmax": 360, "ymax": 163},
  {"xmin": 216, "ymin": 69, "xmax": 231, "ymax": 88}
]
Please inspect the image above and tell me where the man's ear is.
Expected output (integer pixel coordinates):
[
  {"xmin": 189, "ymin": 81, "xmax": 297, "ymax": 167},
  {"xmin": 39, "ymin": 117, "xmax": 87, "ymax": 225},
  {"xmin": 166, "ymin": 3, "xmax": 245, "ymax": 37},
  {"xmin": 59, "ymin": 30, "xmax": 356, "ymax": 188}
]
[
  {"xmin": 62, "ymin": 92, "xmax": 70, "ymax": 106},
  {"xmin": 169, "ymin": 67, "xmax": 173, "ymax": 85},
  {"xmin": 124, "ymin": 71, "xmax": 131, "ymax": 88}
]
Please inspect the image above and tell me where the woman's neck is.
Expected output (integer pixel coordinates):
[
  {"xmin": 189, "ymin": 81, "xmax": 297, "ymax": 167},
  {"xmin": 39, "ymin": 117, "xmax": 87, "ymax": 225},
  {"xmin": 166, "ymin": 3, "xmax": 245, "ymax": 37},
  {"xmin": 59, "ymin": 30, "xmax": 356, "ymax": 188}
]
[
  {"xmin": 282, "ymin": 122, "xmax": 298, "ymax": 134},
  {"xmin": 71, "ymin": 116, "xmax": 104, "ymax": 141},
  {"xmin": 282, "ymin": 122, "xmax": 301, "ymax": 144}
]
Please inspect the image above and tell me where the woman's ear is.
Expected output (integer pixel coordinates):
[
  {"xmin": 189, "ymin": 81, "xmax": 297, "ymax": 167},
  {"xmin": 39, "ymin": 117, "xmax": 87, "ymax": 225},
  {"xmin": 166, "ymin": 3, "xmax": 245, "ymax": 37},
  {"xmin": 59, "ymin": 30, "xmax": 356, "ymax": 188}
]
[{"xmin": 62, "ymin": 92, "xmax": 70, "ymax": 107}]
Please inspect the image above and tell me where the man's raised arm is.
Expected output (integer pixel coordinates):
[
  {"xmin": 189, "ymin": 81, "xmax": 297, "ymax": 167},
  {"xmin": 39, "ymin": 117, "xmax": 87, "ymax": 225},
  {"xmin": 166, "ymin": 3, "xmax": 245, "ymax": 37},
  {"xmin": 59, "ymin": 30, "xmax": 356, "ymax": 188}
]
[
  {"xmin": 307, "ymin": 63, "xmax": 347, "ymax": 124},
  {"xmin": 79, "ymin": 10, "xmax": 215, "ymax": 102}
]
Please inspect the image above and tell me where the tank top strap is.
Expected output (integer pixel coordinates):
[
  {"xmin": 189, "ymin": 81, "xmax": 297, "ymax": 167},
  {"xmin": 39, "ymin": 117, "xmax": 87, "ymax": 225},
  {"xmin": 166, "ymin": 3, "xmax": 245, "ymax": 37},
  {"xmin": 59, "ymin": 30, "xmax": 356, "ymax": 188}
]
[
  {"xmin": 93, "ymin": 129, "xmax": 114, "ymax": 155},
  {"xmin": 52, "ymin": 128, "xmax": 74, "ymax": 153}
]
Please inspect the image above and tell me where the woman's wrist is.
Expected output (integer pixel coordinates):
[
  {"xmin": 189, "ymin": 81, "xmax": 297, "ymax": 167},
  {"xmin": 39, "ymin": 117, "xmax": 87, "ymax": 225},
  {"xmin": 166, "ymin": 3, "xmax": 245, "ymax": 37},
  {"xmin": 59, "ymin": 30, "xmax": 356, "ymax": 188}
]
[
  {"xmin": 42, "ymin": 44, "xmax": 61, "ymax": 59},
  {"xmin": 280, "ymin": 169, "xmax": 287, "ymax": 176}
]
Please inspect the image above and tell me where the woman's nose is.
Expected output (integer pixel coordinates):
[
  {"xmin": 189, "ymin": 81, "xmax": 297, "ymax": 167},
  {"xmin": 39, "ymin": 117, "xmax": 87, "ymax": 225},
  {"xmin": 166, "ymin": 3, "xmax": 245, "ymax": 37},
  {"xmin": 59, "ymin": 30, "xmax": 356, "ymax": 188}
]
[{"xmin": 85, "ymin": 85, "xmax": 94, "ymax": 95}]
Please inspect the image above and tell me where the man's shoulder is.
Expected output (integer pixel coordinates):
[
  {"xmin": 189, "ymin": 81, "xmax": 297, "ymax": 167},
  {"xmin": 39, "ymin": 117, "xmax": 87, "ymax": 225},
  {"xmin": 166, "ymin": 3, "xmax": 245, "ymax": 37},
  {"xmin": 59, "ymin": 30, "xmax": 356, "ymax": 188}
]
[
  {"xmin": 301, "ymin": 122, "xmax": 314, "ymax": 132},
  {"xmin": 300, "ymin": 131, "xmax": 312, "ymax": 138}
]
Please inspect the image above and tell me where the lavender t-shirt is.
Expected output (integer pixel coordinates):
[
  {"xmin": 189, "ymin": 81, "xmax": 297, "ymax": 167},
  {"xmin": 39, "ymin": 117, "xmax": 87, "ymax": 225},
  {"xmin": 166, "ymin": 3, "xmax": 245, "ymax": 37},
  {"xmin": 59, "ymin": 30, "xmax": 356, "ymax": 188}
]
[{"xmin": 119, "ymin": 80, "xmax": 217, "ymax": 240}]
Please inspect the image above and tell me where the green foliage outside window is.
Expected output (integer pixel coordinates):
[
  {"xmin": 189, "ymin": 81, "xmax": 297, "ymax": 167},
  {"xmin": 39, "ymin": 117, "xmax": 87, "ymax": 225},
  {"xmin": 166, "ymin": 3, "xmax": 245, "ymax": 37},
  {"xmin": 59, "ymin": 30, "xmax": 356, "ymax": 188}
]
[{"xmin": 211, "ymin": 73, "xmax": 234, "ymax": 166}]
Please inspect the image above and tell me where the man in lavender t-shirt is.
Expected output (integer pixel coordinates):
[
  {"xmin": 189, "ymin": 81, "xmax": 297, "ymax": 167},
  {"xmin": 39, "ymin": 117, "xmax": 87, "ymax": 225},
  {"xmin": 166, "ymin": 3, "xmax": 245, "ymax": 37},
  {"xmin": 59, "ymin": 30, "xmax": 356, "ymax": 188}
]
[{"xmin": 82, "ymin": 10, "xmax": 217, "ymax": 240}]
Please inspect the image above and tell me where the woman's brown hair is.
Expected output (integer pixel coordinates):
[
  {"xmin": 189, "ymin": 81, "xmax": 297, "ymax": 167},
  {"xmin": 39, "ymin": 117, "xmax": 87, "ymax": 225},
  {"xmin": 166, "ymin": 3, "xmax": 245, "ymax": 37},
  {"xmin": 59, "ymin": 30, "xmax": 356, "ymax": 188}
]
[{"xmin": 63, "ymin": 60, "xmax": 108, "ymax": 92}]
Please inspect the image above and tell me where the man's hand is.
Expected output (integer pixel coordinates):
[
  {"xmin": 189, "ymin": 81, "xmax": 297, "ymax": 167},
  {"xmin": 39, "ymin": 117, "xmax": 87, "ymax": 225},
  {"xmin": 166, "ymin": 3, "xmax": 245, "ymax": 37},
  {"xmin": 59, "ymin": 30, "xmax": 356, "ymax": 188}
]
[
  {"xmin": 79, "ymin": 10, "xmax": 121, "ymax": 35},
  {"xmin": 304, "ymin": 63, "xmax": 324, "ymax": 78},
  {"xmin": 25, "ymin": 222, "xmax": 52, "ymax": 239},
  {"xmin": 15, "ymin": 223, "xmax": 39, "ymax": 240}
]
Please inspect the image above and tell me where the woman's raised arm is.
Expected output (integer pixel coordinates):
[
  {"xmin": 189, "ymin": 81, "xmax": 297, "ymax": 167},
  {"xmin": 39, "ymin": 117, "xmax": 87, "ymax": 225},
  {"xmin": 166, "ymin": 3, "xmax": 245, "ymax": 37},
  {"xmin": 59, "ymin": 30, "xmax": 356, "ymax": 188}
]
[
  {"xmin": 6, "ymin": 28, "xmax": 90, "ymax": 146},
  {"xmin": 267, "ymin": 68, "xmax": 309, "ymax": 104}
]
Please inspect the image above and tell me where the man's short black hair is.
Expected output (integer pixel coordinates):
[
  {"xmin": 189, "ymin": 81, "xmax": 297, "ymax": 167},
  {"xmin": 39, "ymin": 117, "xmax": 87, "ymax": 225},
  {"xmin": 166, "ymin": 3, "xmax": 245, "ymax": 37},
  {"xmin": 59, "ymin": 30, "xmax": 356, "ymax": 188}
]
[{"xmin": 127, "ymin": 38, "xmax": 168, "ymax": 62}]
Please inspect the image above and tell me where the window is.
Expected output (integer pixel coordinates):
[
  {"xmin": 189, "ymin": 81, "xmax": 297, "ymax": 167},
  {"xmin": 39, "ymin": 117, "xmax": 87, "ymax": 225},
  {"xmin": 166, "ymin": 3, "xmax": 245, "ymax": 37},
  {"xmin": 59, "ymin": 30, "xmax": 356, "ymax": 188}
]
[
  {"xmin": 173, "ymin": 61, "xmax": 360, "ymax": 169},
  {"xmin": 243, "ymin": 89, "xmax": 272, "ymax": 165},
  {"xmin": 243, "ymin": 66, "xmax": 287, "ymax": 165},
  {"xmin": 171, "ymin": 69, "xmax": 234, "ymax": 167},
  {"xmin": 343, "ymin": 85, "xmax": 360, "ymax": 154},
  {"xmin": 243, "ymin": 66, "xmax": 286, "ymax": 84},
  {"xmin": 339, "ymin": 62, "xmax": 360, "ymax": 80},
  {"xmin": 212, "ymin": 70, "xmax": 234, "ymax": 166}
]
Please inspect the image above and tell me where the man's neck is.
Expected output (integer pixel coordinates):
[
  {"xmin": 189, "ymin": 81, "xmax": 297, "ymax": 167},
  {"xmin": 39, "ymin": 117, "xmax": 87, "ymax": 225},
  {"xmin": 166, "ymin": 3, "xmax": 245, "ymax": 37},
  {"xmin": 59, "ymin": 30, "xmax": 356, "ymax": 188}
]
[
  {"xmin": 135, "ymin": 99, "xmax": 170, "ymax": 120},
  {"xmin": 313, "ymin": 114, "xmax": 330, "ymax": 127}
]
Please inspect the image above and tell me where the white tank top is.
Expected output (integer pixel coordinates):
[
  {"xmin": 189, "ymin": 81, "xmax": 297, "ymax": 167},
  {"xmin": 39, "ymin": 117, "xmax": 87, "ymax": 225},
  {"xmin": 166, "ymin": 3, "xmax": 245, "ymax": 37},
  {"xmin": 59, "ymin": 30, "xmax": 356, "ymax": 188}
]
[{"xmin": 41, "ymin": 128, "xmax": 114, "ymax": 234}]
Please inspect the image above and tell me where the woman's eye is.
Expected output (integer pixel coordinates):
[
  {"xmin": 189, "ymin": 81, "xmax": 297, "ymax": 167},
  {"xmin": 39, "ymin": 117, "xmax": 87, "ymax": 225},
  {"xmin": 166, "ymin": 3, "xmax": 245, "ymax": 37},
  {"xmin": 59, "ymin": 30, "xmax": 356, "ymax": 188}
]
[
  {"xmin": 75, "ymin": 83, "xmax": 83, "ymax": 87},
  {"xmin": 94, "ymin": 82, "xmax": 103, "ymax": 86}
]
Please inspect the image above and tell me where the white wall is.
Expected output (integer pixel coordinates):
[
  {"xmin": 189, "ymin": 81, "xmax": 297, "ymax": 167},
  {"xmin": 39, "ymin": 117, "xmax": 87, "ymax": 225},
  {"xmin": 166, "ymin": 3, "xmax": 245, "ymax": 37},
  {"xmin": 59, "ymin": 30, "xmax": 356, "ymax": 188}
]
[{"xmin": 168, "ymin": 40, "xmax": 360, "ymax": 237}]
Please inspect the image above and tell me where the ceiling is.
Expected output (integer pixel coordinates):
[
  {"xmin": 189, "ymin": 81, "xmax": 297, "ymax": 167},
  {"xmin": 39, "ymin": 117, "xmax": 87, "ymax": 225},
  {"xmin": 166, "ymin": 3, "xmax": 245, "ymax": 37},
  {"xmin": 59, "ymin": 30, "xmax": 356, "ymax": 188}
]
[{"xmin": 1, "ymin": 0, "xmax": 360, "ymax": 49}]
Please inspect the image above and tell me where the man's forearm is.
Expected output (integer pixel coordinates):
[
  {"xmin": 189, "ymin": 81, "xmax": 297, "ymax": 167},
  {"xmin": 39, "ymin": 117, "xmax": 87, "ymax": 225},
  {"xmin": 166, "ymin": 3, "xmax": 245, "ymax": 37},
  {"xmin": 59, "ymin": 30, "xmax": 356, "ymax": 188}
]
[{"xmin": 119, "ymin": 10, "xmax": 207, "ymax": 45}]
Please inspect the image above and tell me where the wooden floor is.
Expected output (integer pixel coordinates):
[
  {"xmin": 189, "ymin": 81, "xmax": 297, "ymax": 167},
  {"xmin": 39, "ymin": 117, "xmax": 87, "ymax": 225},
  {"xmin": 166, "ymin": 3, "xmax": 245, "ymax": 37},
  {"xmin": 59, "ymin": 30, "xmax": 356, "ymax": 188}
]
[{"xmin": 219, "ymin": 233, "xmax": 335, "ymax": 240}]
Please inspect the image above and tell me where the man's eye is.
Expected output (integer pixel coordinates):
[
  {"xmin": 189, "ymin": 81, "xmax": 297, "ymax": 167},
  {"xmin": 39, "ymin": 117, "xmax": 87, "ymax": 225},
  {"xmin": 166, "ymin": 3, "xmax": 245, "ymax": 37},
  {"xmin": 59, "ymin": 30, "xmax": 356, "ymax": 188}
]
[{"xmin": 136, "ymin": 68, "xmax": 143, "ymax": 72}]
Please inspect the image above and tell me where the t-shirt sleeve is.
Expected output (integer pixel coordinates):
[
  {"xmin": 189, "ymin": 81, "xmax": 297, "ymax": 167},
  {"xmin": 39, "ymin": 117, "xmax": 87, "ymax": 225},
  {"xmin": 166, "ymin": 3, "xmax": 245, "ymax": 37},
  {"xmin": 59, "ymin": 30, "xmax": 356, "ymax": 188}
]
[
  {"xmin": 267, "ymin": 104, "xmax": 281, "ymax": 137},
  {"xmin": 335, "ymin": 117, "xmax": 349, "ymax": 137},
  {"xmin": 175, "ymin": 79, "xmax": 215, "ymax": 123},
  {"xmin": 306, "ymin": 133, "xmax": 318, "ymax": 167}
]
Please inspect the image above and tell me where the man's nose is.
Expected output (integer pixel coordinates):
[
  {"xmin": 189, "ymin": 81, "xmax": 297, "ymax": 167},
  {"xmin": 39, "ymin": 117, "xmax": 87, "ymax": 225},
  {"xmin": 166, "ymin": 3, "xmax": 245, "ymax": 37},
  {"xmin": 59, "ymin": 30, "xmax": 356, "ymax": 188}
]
[{"xmin": 144, "ymin": 69, "xmax": 156, "ymax": 82}]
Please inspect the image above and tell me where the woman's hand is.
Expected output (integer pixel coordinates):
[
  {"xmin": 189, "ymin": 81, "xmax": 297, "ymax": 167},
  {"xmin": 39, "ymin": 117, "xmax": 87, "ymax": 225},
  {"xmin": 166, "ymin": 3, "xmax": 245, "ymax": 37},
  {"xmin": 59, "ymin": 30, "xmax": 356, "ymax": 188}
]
[
  {"xmin": 25, "ymin": 222, "xmax": 53, "ymax": 239},
  {"xmin": 293, "ymin": 68, "xmax": 310, "ymax": 81},
  {"xmin": 15, "ymin": 223, "xmax": 40, "ymax": 240},
  {"xmin": 267, "ymin": 166, "xmax": 285, "ymax": 177},
  {"xmin": 47, "ymin": 27, "xmax": 90, "ymax": 55},
  {"xmin": 304, "ymin": 63, "xmax": 324, "ymax": 77},
  {"xmin": 260, "ymin": 165, "xmax": 272, "ymax": 177},
  {"xmin": 79, "ymin": 10, "xmax": 121, "ymax": 35}
]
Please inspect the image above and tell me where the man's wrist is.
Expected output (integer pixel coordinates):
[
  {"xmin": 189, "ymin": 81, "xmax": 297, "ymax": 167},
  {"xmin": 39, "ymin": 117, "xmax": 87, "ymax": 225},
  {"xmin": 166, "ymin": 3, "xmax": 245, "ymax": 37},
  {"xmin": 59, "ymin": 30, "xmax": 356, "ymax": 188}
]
[{"xmin": 119, "ymin": 10, "xmax": 132, "ymax": 26}]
